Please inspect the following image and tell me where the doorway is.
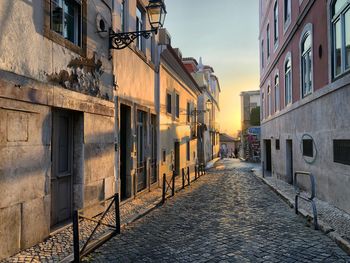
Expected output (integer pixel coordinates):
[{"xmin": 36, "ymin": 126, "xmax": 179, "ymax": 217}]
[
  {"xmin": 136, "ymin": 110, "xmax": 147, "ymax": 192},
  {"xmin": 51, "ymin": 110, "xmax": 73, "ymax": 228},
  {"xmin": 150, "ymin": 114, "xmax": 157, "ymax": 184},
  {"xmin": 120, "ymin": 104, "xmax": 132, "ymax": 200},
  {"xmin": 174, "ymin": 141, "xmax": 180, "ymax": 176},
  {"xmin": 286, "ymin": 140, "xmax": 293, "ymax": 184},
  {"xmin": 265, "ymin": 139, "xmax": 272, "ymax": 172}
]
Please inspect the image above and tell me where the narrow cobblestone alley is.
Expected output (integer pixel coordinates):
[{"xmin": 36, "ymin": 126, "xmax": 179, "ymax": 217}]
[{"xmin": 84, "ymin": 159, "xmax": 350, "ymax": 262}]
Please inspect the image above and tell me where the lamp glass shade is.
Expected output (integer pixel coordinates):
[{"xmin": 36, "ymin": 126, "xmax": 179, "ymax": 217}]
[{"xmin": 146, "ymin": 0, "xmax": 167, "ymax": 30}]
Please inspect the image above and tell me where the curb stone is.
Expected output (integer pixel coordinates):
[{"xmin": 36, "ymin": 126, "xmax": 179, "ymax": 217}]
[{"xmin": 251, "ymin": 170, "xmax": 350, "ymax": 256}]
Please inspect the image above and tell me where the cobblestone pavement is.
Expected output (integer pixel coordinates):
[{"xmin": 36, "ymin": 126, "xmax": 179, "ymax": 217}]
[
  {"xmin": 251, "ymin": 164, "xmax": 350, "ymax": 250},
  {"xmin": 84, "ymin": 159, "xmax": 350, "ymax": 262}
]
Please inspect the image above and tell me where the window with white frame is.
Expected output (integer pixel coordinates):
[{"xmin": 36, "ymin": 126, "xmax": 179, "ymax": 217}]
[
  {"xmin": 285, "ymin": 56, "xmax": 292, "ymax": 105},
  {"xmin": 267, "ymin": 24, "xmax": 270, "ymax": 58},
  {"xmin": 268, "ymin": 85, "xmax": 271, "ymax": 116},
  {"xmin": 261, "ymin": 40, "xmax": 264, "ymax": 68},
  {"xmin": 51, "ymin": 0, "xmax": 82, "ymax": 46},
  {"xmin": 121, "ymin": 0, "xmax": 127, "ymax": 32},
  {"xmin": 274, "ymin": 74, "xmax": 280, "ymax": 112},
  {"xmin": 284, "ymin": 0, "xmax": 291, "ymax": 26},
  {"xmin": 136, "ymin": 6, "xmax": 145, "ymax": 52},
  {"xmin": 274, "ymin": 1, "xmax": 279, "ymax": 44},
  {"xmin": 331, "ymin": 0, "xmax": 350, "ymax": 77},
  {"xmin": 261, "ymin": 92, "xmax": 265, "ymax": 119},
  {"xmin": 301, "ymin": 30, "xmax": 313, "ymax": 97}
]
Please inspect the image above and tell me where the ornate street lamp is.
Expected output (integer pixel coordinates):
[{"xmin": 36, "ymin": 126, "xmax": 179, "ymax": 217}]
[{"xmin": 110, "ymin": 0, "xmax": 167, "ymax": 50}]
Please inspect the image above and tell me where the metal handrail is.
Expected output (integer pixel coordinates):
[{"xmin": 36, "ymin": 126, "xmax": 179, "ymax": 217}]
[
  {"xmin": 162, "ymin": 172, "xmax": 175, "ymax": 203},
  {"xmin": 73, "ymin": 193, "xmax": 120, "ymax": 262},
  {"xmin": 294, "ymin": 171, "xmax": 318, "ymax": 230},
  {"xmin": 182, "ymin": 167, "xmax": 190, "ymax": 189}
]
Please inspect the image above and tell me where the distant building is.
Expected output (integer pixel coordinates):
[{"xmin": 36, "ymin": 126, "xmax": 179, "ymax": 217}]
[
  {"xmin": 219, "ymin": 133, "xmax": 240, "ymax": 158},
  {"xmin": 240, "ymin": 91, "xmax": 261, "ymax": 161},
  {"xmin": 259, "ymin": 0, "xmax": 350, "ymax": 213}
]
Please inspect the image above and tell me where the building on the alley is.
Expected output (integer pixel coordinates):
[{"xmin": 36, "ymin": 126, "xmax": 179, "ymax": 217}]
[
  {"xmin": 158, "ymin": 33, "xmax": 201, "ymax": 177},
  {"xmin": 259, "ymin": 0, "xmax": 350, "ymax": 213},
  {"xmin": 113, "ymin": 0, "xmax": 160, "ymax": 201},
  {"xmin": 219, "ymin": 133, "xmax": 240, "ymax": 158},
  {"xmin": 0, "ymin": 0, "xmax": 115, "ymax": 259},
  {"xmin": 240, "ymin": 90, "xmax": 261, "ymax": 161},
  {"xmin": 183, "ymin": 57, "xmax": 221, "ymax": 166}
]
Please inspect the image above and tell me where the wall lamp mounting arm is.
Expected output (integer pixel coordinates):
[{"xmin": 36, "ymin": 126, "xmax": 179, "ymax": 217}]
[
  {"xmin": 109, "ymin": 29, "xmax": 157, "ymax": 50},
  {"xmin": 109, "ymin": 0, "xmax": 166, "ymax": 50}
]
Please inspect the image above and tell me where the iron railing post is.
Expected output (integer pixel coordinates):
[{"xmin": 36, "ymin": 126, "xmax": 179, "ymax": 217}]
[
  {"xmin": 73, "ymin": 210, "xmax": 80, "ymax": 263},
  {"xmin": 182, "ymin": 168, "xmax": 185, "ymax": 189},
  {"xmin": 171, "ymin": 171, "xmax": 175, "ymax": 196},
  {"xmin": 162, "ymin": 173, "xmax": 166, "ymax": 203},
  {"xmin": 115, "ymin": 193, "xmax": 121, "ymax": 234},
  {"xmin": 187, "ymin": 167, "xmax": 190, "ymax": 186}
]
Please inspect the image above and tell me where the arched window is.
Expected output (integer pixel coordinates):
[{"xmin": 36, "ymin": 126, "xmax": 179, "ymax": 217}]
[
  {"xmin": 274, "ymin": 1, "xmax": 279, "ymax": 44},
  {"xmin": 261, "ymin": 92, "xmax": 265, "ymax": 120},
  {"xmin": 261, "ymin": 40, "xmax": 264, "ymax": 68},
  {"xmin": 331, "ymin": 0, "xmax": 350, "ymax": 77},
  {"xmin": 274, "ymin": 74, "xmax": 280, "ymax": 111},
  {"xmin": 284, "ymin": 0, "xmax": 291, "ymax": 26},
  {"xmin": 285, "ymin": 56, "xmax": 292, "ymax": 105},
  {"xmin": 301, "ymin": 30, "xmax": 313, "ymax": 97},
  {"xmin": 267, "ymin": 24, "xmax": 270, "ymax": 58},
  {"xmin": 267, "ymin": 85, "xmax": 271, "ymax": 116}
]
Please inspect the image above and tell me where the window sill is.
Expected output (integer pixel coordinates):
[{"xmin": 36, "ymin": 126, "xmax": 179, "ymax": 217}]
[
  {"xmin": 332, "ymin": 69, "xmax": 350, "ymax": 83},
  {"xmin": 44, "ymin": 28, "xmax": 86, "ymax": 57}
]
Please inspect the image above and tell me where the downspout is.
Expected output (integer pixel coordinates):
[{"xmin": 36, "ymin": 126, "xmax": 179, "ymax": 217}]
[{"xmin": 101, "ymin": 0, "xmax": 118, "ymax": 195}]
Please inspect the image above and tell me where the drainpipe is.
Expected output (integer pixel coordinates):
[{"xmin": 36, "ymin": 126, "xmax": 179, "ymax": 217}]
[{"xmin": 101, "ymin": 0, "xmax": 119, "ymax": 196}]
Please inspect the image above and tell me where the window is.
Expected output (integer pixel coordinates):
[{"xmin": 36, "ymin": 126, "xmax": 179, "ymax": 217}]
[
  {"xmin": 136, "ymin": 6, "xmax": 145, "ymax": 51},
  {"xmin": 331, "ymin": 0, "xmax": 350, "ymax": 77},
  {"xmin": 187, "ymin": 102, "xmax": 191, "ymax": 123},
  {"xmin": 121, "ymin": 0, "xmax": 127, "ymax": 32},
  {"xmin": 274, "ymin": 1, "xmax": 279, "ymax": 44},
  {"xmin": 274, "ymin": 74, "xmax": 280, "ymax": 111},
  {"xmin": 334, "ymin": 140, "xmax": 350, "ymax": 165},
  {"xmin": 261, "ymin": 92, "xmax": 265, "ymax": 119},
  {"xmin": 175, "ymin": 93, "xmax": 180, "ymax": 118},
  {"xmin": 186, "ymin": 141, "xmax": 190, "ymax": 161},
  {"xmin": 276, "ymin": 139, "xmax": 280, "ymax": 150},
  {"xmin": 166, "ymin": 93, "xmax": 172, "ymax": 114},
  {"xmin": 285, "ymin": 56, "xmax": 292, "ymax": 105},
  {"xmin": 303, "ymin": 139, "xmax": 313, "ymax": 157},
  {"xmin": 284, "ymin": 0, "xmax": 291, "ymax": 26},
  {"xmin": 267, "ymin": 24, "xmax": 270, "ymax": 58},
  {"xmin": 267, "ymin": 86, "xmax": 271, "ymax": 116},
  {"xmin": 51, "ymin": 0, "xmax": 82, "ymax": 46},
  {"xmin": 261, "ymin": 40, "xmax": 264, "ymax": 68},
  {"xmin": 301, "ymin": 30, "xmax": 313, "ymax": 97}
]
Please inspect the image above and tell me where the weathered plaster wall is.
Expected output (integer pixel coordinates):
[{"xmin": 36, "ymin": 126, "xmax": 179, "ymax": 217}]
[
  {"xmin": 0, "ymin": 0, "xmax": 113, "ymax": 100},
  {"xmin": 261, "ymin": 85, "xmax": 350, "ymax": 213},
  {"xmin": 0, "ymin": 98, "xmax": 51, "ymax": 257}
]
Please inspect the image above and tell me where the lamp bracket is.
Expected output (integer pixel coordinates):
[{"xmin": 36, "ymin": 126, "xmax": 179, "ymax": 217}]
[{"xmin": 109, "ymin": 29, "xmax": 156, "ymax": 50}]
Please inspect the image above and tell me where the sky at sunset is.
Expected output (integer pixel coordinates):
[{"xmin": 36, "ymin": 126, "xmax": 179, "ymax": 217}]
[{"xmin": 164, "ymin": 0, "xmax": 260, "ymax": 137}]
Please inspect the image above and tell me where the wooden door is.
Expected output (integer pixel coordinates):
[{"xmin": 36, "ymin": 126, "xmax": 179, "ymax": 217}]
[{"xmin": 51, "ymin": 110, "xmax": 73, "ymax": 228}]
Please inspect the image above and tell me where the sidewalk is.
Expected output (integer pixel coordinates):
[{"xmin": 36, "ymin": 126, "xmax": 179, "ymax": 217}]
[
  {"xmin": 252, "ymin": 166, "xmax": 350, "ymax": 255},
  {"xmin": 3, "ymin": 169, "xmax": 203, "ymax": 263}
]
